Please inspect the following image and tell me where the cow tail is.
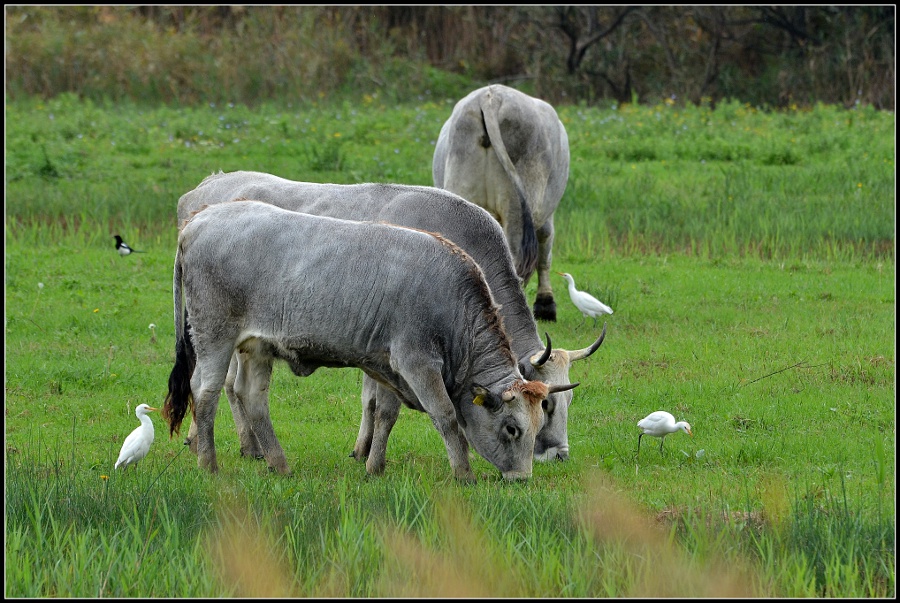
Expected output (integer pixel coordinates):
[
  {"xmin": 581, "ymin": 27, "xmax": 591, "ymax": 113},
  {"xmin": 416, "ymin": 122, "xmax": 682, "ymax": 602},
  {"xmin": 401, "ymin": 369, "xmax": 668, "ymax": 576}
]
[
  {"xmin": 480, "ymin": 89, "xmax": 539, "ymax": 281},
  {"xmin": 162, "ymin": 243, "xmax": 196, "ymax": 437}
]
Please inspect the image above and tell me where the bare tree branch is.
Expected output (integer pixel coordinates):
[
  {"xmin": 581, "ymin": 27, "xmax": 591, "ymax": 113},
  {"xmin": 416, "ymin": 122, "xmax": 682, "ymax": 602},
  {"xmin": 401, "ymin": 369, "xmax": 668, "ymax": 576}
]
[
  {"xmin": 758, "ymin": 6, "xmax": 822, "ymax": 47},
  {"xmin": 555, "ymin": 6, "xmax": 639, "ymax": 74}
]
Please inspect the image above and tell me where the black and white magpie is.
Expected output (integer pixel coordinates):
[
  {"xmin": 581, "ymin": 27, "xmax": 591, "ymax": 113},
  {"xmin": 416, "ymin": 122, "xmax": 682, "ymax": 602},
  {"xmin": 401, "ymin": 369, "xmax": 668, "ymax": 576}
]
[{"xmin": 114, "ymin": 235, "xmax": 144, "ymax": 256}]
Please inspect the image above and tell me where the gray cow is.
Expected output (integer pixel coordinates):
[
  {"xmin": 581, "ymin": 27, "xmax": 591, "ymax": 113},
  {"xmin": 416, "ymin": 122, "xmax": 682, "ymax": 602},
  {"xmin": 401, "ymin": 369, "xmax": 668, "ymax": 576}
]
[
  {"xmin": 177, "ymin": 171, "xmax": 606, "ymax": 471},
  {"xmin": 163, "ymin": 201, "xmax": 578, "ymax": 480},
  {"xmin": 433, "ymin": 84, "xmax": 569, "ymax": 322}
]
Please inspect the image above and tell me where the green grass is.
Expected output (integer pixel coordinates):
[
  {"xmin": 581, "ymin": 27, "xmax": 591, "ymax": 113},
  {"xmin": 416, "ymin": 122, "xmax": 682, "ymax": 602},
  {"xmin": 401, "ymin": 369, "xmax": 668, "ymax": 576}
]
[
  {"xmin": 4, "ymin": 95, "xmax": 895, "ymax": 597},
  {"xmin": 6, "ymin": 95, "xmax": 894, "ymax": 258}
]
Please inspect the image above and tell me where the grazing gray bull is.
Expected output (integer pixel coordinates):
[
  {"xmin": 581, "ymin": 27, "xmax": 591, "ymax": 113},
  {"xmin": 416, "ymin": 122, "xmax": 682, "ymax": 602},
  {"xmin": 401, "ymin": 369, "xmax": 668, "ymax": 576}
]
[
  {"xmin": 433, "ymin": 84, "xmax": 570, "ymax": 322},
  {"xmin": 177, "ymin": 171, "xmax": 606, "ymax": 469},
  {"xmin": 163, "ymin": 200, "xmax": 577, "ymax": 480}
]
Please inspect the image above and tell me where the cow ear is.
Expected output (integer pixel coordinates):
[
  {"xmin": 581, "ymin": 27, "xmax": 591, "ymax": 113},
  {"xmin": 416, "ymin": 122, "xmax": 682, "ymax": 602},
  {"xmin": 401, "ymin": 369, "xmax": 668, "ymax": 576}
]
[
  {"xmin": 472, "ymin": 384, "xmax": 500, "ymax": 410},
  {"xmin": 517, "ymin": 359, "xmax": 537, "ymax": 380},
  {"xmin": 472, "ymin": 384, "xmax": 489, "ymax": 406}
]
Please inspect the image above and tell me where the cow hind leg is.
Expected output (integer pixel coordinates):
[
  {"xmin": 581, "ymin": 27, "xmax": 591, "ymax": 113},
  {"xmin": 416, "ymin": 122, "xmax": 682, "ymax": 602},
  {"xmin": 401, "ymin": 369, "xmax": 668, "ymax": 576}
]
[
  {"xmin": 533, "ymin": 292, "xmax": 557, "ymax": 322},
  {"xmin": 192, "ymin": 345, "xmax": 235, "ymax": 474},
  {"xmin": 184, "ymin": 360, "xmax": 206, "ymax": 454},
  {"xmin": 185, "ymin": 417, "xmax": 199, "ymax": 454},
  {"xmin": 351, "ymin": 375, "xmax": 378, "ymax": 461},
  {"xmin": 533, "ymin": 218, "xmax": 557, "ymax": 321}
]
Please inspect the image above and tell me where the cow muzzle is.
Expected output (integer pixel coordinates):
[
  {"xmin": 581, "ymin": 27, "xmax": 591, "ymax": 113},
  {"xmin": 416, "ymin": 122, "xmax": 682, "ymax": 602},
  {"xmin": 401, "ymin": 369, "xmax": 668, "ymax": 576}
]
[
  {"xmin": 534, "ymin": 444, "xmax": 569, "ymax": 462},
  {"xmin": 501, "ymin": 469, "xmax": 532, "ymax": 481}
]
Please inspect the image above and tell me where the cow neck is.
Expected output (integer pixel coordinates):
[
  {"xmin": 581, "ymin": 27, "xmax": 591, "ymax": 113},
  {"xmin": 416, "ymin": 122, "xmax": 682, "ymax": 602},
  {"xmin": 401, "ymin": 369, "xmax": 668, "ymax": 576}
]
[
  {"xmin": 460, "ymin": 294, "xmax": 520, "ymax": 391},
  {"xmin": 482, "ymin": 273, "xmax": 543, "ymax": 361}
]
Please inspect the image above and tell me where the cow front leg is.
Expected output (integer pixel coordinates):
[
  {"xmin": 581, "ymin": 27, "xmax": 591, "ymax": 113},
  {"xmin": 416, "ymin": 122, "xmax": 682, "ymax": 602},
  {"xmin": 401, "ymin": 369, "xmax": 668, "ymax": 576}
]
[
  {"xmin": 533, "ymin": 218, "xmax": 557, "ymax": 321},
  {"xmin": 364, "ymin": 384, "xmax": 402, "ymax": 476},
  {"xmin": 432, "ymin": 408, "xmax": 476, "ymax": 483},
  {"xmin": 398, "ymin": 360, "xmax": 475, "ymax": 482},
  {"xmin": 351, "ymin": 375, "xmax": 378, "ymax": 461},
  {"xmin": 226, "ymin": 351, "xmax": 265, "ymax": 459},
  {"xmin": 239, "ymin": 352, "xmax": 290, "ymax": 475}
]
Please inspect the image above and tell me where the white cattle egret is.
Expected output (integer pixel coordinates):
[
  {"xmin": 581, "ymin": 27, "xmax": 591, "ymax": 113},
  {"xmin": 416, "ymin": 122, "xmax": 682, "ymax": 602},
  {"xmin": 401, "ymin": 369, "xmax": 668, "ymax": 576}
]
[
  {"xmin": 115, "ymin": 404, "xmax": 158, "ymax": 469},
  {"xmin": 557, "ymin": 272, "xmax": 613, "ymax": 328},
  {"xmin": 637, "ymin": 410, "xmax": 692, "ymax": 456}
]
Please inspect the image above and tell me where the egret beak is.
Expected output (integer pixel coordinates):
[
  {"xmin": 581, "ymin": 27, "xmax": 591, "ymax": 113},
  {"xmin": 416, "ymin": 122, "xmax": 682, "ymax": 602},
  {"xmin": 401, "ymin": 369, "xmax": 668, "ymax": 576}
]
[
  {"xmin": 688, "ymin": 429, "xmax": 693, "ymax": 437},
  {"xmin": 146, "ymin": 406, "xmax": 159, "ymax": 412}
]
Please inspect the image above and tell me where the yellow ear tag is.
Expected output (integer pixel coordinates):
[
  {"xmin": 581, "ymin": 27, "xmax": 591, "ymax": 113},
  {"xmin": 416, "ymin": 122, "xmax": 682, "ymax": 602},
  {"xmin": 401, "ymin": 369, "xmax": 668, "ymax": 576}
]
[{"xmin": 473, "ymin": 394, "xmax": 486, "ymax": 406}]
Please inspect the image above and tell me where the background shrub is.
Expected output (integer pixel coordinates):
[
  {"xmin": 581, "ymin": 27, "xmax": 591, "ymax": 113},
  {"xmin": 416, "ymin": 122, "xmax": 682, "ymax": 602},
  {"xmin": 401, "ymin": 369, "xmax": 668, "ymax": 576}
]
[{"xmin": 5, "ymin": 6, "xmax": 894, "ymax": 109}]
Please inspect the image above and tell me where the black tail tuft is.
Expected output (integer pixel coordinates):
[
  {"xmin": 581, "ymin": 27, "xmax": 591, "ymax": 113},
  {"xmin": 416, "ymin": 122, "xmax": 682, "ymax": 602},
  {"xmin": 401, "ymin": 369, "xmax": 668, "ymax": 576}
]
[{"xmin": 162, "ymin": 322, "xmax": 196, "ymax": 437}]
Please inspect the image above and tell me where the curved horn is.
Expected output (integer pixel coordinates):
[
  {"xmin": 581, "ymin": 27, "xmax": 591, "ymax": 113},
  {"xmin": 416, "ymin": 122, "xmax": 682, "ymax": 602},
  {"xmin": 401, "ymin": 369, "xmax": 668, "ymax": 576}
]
[
  {"xmin": 530, "ymin": 332, "xmax": 553, "ymax": 367},
  {"xmin": 547, "ymin": 382, "xmax": 580, "ymax": 394},
  {"xmin": 569, "ymin": 323, "xmax": 607, "ymax": 362}
]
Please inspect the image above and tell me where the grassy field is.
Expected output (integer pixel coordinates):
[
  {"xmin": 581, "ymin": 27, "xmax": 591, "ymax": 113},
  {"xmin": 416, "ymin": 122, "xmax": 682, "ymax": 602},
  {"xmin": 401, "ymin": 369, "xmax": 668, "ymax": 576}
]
[{"xmin": 4, "ymin": 95, "xmax": 896, "ymax": 597}]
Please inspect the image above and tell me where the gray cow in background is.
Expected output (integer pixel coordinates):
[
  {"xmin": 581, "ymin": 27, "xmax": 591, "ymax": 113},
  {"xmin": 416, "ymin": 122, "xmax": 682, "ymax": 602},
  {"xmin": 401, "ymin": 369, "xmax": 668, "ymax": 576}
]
[
  {"xmin": 177, "ymin": 171, "xmax": 606, "ymax": 472},
  {"xmin": 164, "ymin": 201, "xmax": 578, "ymax": 480},
  {"xmin": 433, "ymin": 84, "xmax": 570, "ymax": 322}
]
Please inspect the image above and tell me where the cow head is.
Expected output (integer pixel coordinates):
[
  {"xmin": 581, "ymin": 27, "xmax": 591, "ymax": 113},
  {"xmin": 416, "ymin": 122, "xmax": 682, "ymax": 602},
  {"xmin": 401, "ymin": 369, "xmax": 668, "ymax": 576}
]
[
  {"xmin": 521, "ymin": 324, "xmax": 606, "ymax": 462},
  {"xmin": 463, "ymin": 379, "xmax": 578, "ymax": 480}
]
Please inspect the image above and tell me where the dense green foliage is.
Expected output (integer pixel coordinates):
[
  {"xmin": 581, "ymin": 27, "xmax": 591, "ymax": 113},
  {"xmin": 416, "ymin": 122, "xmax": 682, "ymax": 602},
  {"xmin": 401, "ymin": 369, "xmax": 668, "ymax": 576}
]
[
  {"xmin": 4, "ymin": 95, "xmax": 896, "ymax": 597},
  {"xmin": 5, "ymin": 6, "xmax": 894, "ymax": 109}
]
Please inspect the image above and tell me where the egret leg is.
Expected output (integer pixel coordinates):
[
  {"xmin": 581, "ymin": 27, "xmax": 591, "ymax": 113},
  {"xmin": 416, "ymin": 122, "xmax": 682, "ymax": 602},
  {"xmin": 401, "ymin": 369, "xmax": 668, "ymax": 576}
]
[
  {"xmin": 658, "ymin": 437, "xmax": 665, "ymax": 455},
  {"xmin": 637, "ymin": 433, "xmax": 643, "ymax": 456}
]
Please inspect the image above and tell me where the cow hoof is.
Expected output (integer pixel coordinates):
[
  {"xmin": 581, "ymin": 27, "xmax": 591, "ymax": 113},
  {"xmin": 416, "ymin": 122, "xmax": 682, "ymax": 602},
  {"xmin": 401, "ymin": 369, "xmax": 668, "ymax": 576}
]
[
  {"xmin": 240, "ymin": 447, "xmax": 265, "ymax": 460},
  {"xmin": 365, "ymin": 459, "xmax": 387, "ymax": 475},
  {"xmin": 533, "ymin": 294, "xmax": 557, "ymax": 322},
  {"xmin": 349, "ymin": 449, "xmax": 369, "ymax": 461},
  {"xmin": 452, "ymin": 467, "xmax": 478, "ymax": 483}
]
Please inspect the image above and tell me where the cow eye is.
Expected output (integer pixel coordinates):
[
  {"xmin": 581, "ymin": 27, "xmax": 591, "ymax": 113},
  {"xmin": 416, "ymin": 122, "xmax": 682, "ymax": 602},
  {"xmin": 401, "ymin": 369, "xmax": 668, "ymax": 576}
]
[
  {"xmin": 505, "ymin": 423, "xmax": 520, "ymax": 439},
  {"xmin": 542, "ymin": 398, "xmax": 556, "ymax": 414}
]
